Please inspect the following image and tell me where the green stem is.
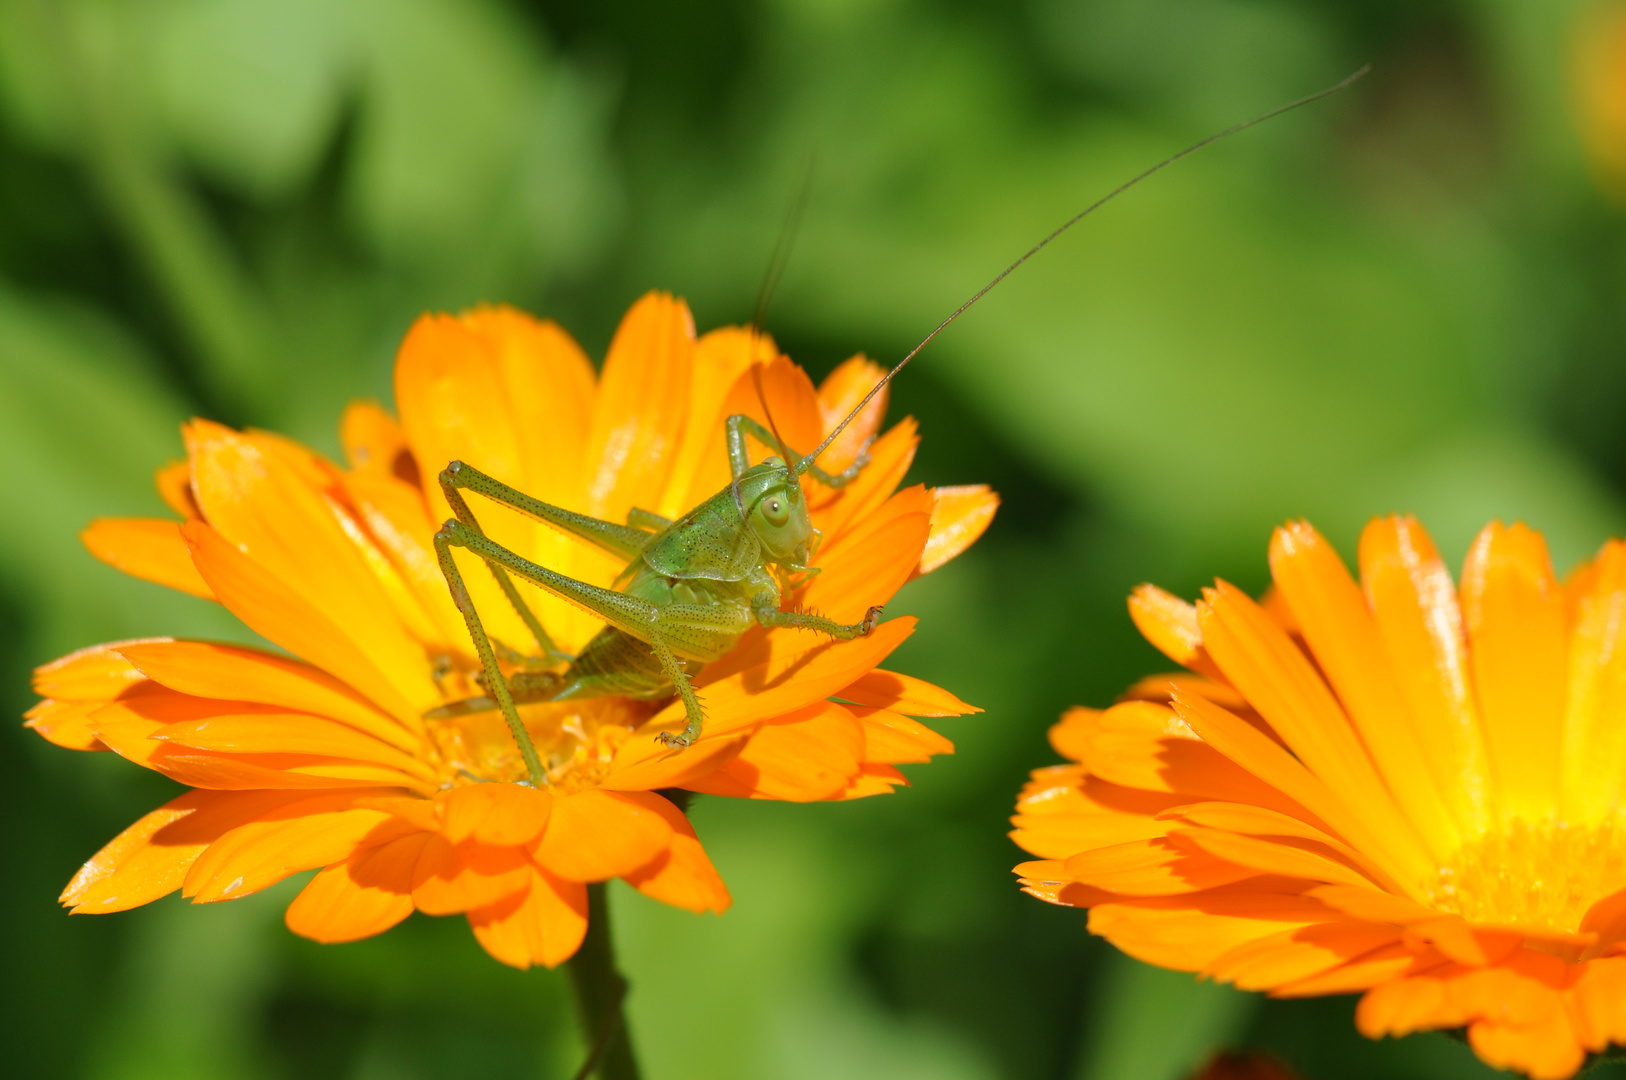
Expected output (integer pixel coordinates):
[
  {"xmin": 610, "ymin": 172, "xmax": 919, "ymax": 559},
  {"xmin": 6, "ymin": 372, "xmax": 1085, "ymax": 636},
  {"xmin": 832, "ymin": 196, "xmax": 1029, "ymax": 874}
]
[{"xmin": 566, "ymin": 883, "xmax": 640, "ymax": 1080}]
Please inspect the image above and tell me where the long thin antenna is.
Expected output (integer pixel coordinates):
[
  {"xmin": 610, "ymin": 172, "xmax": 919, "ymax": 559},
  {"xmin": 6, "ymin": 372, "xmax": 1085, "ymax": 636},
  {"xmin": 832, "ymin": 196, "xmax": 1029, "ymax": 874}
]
[
  {"xmin": 748, "ymin": 157, "xmax": 817, "ymax": 467},
  {"xmin": 795, "ymin": 64, "xmax": 1371, "ymax": 476},
  {"xmin": 751, "ymin": 157, "xmax": 817, "ymax": 334}
]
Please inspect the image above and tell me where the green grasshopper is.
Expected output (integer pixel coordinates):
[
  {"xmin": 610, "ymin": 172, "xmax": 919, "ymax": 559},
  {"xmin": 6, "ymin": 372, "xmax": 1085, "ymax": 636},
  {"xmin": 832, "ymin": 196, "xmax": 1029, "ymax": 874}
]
[
  {"xmin": 428, "ymin": 67, "xmax": 1370, "ymax": 787},
  {"xmin": 430, "ymin": 405, "xmax": 881, "ymax": 782}
]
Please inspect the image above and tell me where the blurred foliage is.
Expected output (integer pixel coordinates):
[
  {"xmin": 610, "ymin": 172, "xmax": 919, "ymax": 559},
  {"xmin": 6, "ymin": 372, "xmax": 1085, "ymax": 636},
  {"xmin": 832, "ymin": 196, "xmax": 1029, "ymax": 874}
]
[{"xmin": 3, "ymin": 0, "xmax": 1626, "ymax": 1078}]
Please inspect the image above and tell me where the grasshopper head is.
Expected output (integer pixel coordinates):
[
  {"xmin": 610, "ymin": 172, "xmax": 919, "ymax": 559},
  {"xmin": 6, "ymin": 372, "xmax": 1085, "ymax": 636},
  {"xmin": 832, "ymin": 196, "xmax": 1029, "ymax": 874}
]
[{"xmin": 738, "ymin": 457, "xmax": 813, "ymax": 565}]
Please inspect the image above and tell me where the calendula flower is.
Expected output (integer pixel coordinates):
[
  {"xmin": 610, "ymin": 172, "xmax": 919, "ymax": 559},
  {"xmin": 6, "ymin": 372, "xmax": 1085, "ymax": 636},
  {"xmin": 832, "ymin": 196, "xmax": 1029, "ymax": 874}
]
[
  {"xmin": 31, "ymin": 291, "xmax": 995, "ymax": 969},
  {"xmin": 1013, "ymin": 515, "xmax": 1626, "ymax": 1079}
]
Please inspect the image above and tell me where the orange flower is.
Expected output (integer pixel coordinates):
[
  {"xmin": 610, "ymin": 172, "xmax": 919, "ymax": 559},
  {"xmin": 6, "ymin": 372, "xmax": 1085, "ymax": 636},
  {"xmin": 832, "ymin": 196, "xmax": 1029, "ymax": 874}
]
[
  {"xmin": 1014, "ymin": 515, "xmax": 1626, "ymax": 1079},
  {"xmin": 30, "ymin": 291, "xmax": 995, "ymax": 969}
]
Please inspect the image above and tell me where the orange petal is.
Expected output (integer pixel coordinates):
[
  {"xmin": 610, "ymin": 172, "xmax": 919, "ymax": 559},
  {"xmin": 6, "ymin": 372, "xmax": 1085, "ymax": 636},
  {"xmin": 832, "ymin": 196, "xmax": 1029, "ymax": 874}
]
[
  {"xmin": 438, "ymin": 783, "xmax": 552, "ymax": 846},
  {"xmin": 620, "ymin": 794, "xmax": 730, "ymax": 914},
  {"xmin": 917, "ymin": 485, "xmax": 998, "ymax": 575},
  {"xmin": 1356, "ymin": 971, "xmax": 1460, "ymax": 1037},
  {"xmin": 285, "ymin": 832, "xmax": 432, "ymax": 943},
  {"xmin": 410, "ymin": 835, "xmax": 532, "ymax": 915},
  {"xmin": 182, "ymin": 794, "xmax": 396, "ymax": 902},
  {"xmin": 1561, "ymin": 539, "xmax": 1626, "ymax": 824},
  {"xmin": 1128, "ymin": 585, "xmax": 1226, "ymax": 682},
  {"xmin": 338, "ymin": 471, "xmax": 466, "ymax": 647},
  {"xmin": 1206, "ymin": 922, "xmax": 1404, "ymax": 991},
  {"xmin": 82, "ymin": 518, "xmax": 215, "ymax": 600},
  {"xmin": 1196, "ymin": 584, "xmax": 1433, "ymax": 889},
  {"xmin": 1080, "ymin": 701, "xmax": 1315, "ymax": 822},
  {"xmin": 1272, "ymin": 942, "xmax": 1430, "ymax": 997},
  {"xmin": 155, "ymin": 460, "xmax": 199, "ymax": 518},
  {"xmin": 1571, "ymin": 956, "xmax": 1626, "ymax": 1050},
  {"xmin": 1268, "ymin": 521, "xmax": 1458, "ymax": 860},
  {"xmin": 182, "ymin": 520, "xmax": 422, "ymax": 725},
  {"xmin": 1047, "ymin": 706, "xmax": 1099, "ymax": 762},
  {"xmin": 185, "ymin": 420, "xmax": 438, "ymax": 714},
  {"xmin": 393, "ymin": 312, "xmax": 556, "ymax": 648},
  {"xmin": 834, "ymin": 762, "xmax": 908, "ymax": 799},
  {"xmin": 153, "ymin": 712, "xmax": 432, "ymax": 780},
  {"xmin": 1117, "ymin": 673, "xmax": 1250, "ymax": 711},
  {"xmin": 23, "ymin": 700, "xmax": 108, "ymax": 750},
  {"xmin": 1468, "ymin": 1007, "xmax": 1584, "ymax": 1080},
  {"xmin": 1305, "ymin": 883, "xmax": 1438, "ymax": 926},
  {"xmin": 1087, "ymin": 889, "xmax": 1330, "ymax": 971},
  {"xmin": 533, "ymin": 789, "xmax": 674, "ymax": 882},
  {"xmin": 1061, "ymin": 837, "xmax": 1260, "ymax": 896},
  {"xmin": 1011, "ymin": 773, "xmax": 1183, "ymax": 858},
  {"xmin": 623, "ymin": 617, "xmax": 915, "ymax": 753},
  {"xmin": 462, "ymin": 304, "xmax": 598, "ymax": 509},
  {"xmin": 1358, "ymin": 515, "xmax": 1492, "ymax": 833},
  {"xmin": 816, "ymin": 355, "xmax": 890, "ymax": 476},
  {"xmin": 658, "ymin": 326, "xmax": 775, "ymax": 518},
  {"xmin": 599, "ymin": 730, "xmax": 750, "ymax": 793},
  {"xmin": 1460, "ymin": 522, "xmax": 1567, "ymax": 823},
  {"xmin": 803, "ymin": 484, "xmax": 933, "ymax": 622},
  {"xmin": 116, "ymin": 639, "xmax": 419, "ymax": 755},
  {"xmin": 63, "ymin": 789, "xmax": 323, "ymax": 913},
  {"xmin": 89, "ymin": 694, "xmax": 423, "ymax": 791},
  {"xmin": 33, "ymin": 639, "xmax": 159, "ymax": 700},
  {"xmin": 1174, "ymin": 828, "xmax": 1379, "ymax": 891},
  {"xmin": 1019, "ymin": 877, "xmax": 1117, "ymax": 909},
  {"xmin": 339, "ymin": 399, "xmax": 411, "ymax": 477},
  {"xmin": 1170, "ymin": 689, "xmax": 1423, "ymax": 897},
  {"xmin": 1447, "ymin": 951, "xmax": 1566, "ymax": 1021},
  {"xmin": 836, "ymin": 668, "xmax": 978, "ymax": 717},
  {"xmin": 684, "ymin": 701, "xmax": 865, "ymax": 801},
  {"xmin": 1167, "ymin": 802, "xmax": 1374, "ymax": 872},
  {"xmin": 1403, "ymin": 917, "xmax": 1522, "ymax": 966},
  {"xmin": 411, "ymin": 306, "xmax": 603, "ymax": 647},
  {"xmin": 811, "ymin": 418, "xmax": 918, "ymax": 542},
  {"xmin": 581, "ymin": 291, "xmax": 694, "ymax": 524},
  {"xmin": 467, "ymin": 866, "xmax": 588, "ymax": 970},
  {"xmin": 853, "ymin": 705, "xmax": 953, "ymax": 764}
]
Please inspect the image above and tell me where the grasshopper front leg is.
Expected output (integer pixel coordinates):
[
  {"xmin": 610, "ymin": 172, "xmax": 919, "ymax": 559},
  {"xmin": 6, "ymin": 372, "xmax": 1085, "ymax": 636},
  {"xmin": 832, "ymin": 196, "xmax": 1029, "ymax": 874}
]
[{"xmin": 751, "ymin": 593, "xmax": 883, "ymax": 640}]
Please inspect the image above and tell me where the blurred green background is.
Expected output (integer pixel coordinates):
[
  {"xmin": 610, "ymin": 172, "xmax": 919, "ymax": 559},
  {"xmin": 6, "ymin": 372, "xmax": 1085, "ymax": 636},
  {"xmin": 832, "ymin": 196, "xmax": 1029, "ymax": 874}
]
[{"xmin": 3, "ymin": 1, "xmax": 1625, "ymax": 1078}]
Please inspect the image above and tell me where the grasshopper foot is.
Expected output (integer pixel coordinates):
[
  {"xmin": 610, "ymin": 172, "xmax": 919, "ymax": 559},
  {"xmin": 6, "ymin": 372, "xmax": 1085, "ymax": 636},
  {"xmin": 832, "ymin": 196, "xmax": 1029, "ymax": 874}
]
[{"xmin": 657, "ymin": 730, "xmax": 694, "ymax": 750}]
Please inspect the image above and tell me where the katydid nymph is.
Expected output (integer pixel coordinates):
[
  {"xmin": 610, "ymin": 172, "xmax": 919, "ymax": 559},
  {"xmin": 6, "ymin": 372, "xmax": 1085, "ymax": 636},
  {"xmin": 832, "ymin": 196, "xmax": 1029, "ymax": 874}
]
[{"xmin": 428, "ymin": 66, "xmax": 1371, "ymax": 786}]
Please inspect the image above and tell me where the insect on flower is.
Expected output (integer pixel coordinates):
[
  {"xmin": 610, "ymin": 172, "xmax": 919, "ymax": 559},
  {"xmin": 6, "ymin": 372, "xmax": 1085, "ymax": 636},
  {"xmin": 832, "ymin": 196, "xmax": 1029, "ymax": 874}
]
[
  {"xmin": 427, "ymin": 66, "xmax": 1375, "ymax": 783},
  {"xmin": 429, "ymin": 358, "xmax": 893, "ymax": 772}
]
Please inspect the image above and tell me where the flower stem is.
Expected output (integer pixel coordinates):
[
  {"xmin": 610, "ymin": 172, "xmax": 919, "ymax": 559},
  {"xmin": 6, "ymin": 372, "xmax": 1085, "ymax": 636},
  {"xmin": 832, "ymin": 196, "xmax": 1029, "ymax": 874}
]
[{"xmin": 566, "ymin": 883, "xmax": 640, "ymax": 1080}]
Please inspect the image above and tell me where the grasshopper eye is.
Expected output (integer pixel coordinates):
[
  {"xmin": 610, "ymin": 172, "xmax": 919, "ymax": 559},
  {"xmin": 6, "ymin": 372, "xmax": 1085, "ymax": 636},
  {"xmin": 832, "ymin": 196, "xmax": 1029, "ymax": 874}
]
[{"xmin": 761, "ymin": 497, "xmax": 790, "ymax": 527}]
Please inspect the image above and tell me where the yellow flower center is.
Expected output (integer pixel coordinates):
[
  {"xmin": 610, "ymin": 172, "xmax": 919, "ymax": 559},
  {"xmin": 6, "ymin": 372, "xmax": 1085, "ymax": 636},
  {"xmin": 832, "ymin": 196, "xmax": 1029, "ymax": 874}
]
[
  {"xmin": 1427, "ymin": 819, "xmax": 1626, "ymax": 936},
  {"xmin": 424, "ymin": 655, "xmax": 654, "ymax": 793}
]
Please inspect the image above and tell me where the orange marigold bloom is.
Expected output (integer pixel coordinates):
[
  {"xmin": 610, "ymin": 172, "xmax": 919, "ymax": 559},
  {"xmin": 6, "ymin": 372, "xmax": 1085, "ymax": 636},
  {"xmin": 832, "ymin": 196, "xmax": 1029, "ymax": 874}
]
[
  {"xmin": 1013, "ymin": 515, "xmax": 1626, "ymax": 1080},
  {"xmin": 31, "ymin": 291, "xmax": 994, "ymax": 969}
]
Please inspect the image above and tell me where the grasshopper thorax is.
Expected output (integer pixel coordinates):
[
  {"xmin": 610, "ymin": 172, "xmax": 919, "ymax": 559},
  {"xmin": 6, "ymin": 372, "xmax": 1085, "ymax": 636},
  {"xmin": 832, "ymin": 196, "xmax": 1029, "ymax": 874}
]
[{"xmin": 736, "ymin": 456, "xmax": 812, "ymax": 566}]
